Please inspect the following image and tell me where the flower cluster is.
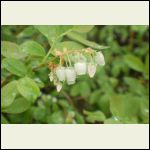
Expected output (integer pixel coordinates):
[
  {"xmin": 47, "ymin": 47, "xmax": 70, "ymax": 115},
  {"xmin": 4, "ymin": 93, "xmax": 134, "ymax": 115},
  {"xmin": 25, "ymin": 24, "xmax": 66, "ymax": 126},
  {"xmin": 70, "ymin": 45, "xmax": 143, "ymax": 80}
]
[{"xmin": 48, "ymin": 48, "xmax": 105, "ymax": 92}]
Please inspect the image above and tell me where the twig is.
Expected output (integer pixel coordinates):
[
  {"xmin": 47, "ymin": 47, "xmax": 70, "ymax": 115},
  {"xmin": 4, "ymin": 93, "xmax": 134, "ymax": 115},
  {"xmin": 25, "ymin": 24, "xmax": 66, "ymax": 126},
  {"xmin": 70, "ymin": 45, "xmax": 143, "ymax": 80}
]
[
  {"xmin": 42, "ymin": 42, "xmax": 55, "ymax": 64},
  {"xmin": 61, "ymin": 90, "xmax": 76, "ymax": 110},
  {"xmin": 32, "ymin": 63, "xmax": 47, "ymax": 71}
]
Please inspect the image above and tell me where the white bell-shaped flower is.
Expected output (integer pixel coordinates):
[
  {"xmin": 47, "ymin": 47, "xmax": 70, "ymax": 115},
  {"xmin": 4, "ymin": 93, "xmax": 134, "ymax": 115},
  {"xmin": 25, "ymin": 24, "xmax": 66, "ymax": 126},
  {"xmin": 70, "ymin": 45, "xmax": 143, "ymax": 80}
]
[
  {"xmin": 74, "ymin": 62, "xmax": 87, "ymax": 75},
  {"xmin": 65, "ymin": 67, "xmax": 76, "ymax": 85},
  {"xmin": 55, "ymin": 67, "xmax": 66, "ymax": 81},
  {"xmin": 87, "ymin": 63, "xmax": 97, "ymax": 78},
  {"xmin": 94, "ymin": 51, "xmax": 105, "ymax": 66},
  {"xmin": 56, "ymin": 82, "xmax": 62, "ymax": 92},
  {"xmin": 48, "ymin": 72, "xmax": 54, "ymax": 82}
]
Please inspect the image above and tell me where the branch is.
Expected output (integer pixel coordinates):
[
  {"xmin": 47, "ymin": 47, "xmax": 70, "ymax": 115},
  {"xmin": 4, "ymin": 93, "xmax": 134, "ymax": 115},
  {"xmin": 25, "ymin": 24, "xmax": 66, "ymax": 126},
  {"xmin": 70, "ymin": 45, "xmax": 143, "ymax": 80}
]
[{"xmin": 61, "ymin": 90, "xmax": 76, "ymax": 110}]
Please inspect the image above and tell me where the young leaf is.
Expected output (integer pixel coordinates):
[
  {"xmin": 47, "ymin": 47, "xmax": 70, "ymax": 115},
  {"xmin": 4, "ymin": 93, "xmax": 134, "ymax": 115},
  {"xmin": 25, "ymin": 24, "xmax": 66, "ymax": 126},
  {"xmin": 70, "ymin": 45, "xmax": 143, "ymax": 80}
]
[
  {"xmin": 2, "ymin": 97, "xmax": 31, "ymax": 114},
  {"xmin": 124, "ymin": 54, "xmax": 144, "ymax": 72},
  {"xmin": 2, "ymin": 58, "xmax": 28, "ymax": 77},
  {"xmin": 1, "ymin": 81, "xmax": 18, "ymax": 108},
  {"xmin": 67, "ymin": 31, "xmax": 108, "ymax": 50},
  {"xmin": 17, "ymin": 77, "xmax": 41, "ymax": 102},
  {"xmin": 20, "ymin": 41, "xmax": 46, "ymax": 57},
  {"xmin": 1, "ymin": 41, "xmax": 26, "ymax": 59}
]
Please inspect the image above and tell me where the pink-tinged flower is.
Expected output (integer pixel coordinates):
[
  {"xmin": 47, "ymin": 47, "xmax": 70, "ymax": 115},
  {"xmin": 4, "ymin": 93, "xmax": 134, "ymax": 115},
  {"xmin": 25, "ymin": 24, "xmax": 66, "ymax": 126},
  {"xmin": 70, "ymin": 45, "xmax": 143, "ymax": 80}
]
[
  {"xmin": 55, "ymin": 67, "xmax": 66, "ymax": 81},
  {"xmin": 65, "ymin": 67, "xmax": 76, "ymax": 85},
  {"xmin": 95, "ymin": 51, "xmax": 105, "ymax": 66},
  {"xmin": 74, "ymin": 62, "xmax": 87, "ymax": 75},
  {"xmin": 87, "ymin": 63, "xmax": 97, "ymax": 78},
  {"xmin": 56, "ymin": 82, "xmax": 62, "ymax": 92}
]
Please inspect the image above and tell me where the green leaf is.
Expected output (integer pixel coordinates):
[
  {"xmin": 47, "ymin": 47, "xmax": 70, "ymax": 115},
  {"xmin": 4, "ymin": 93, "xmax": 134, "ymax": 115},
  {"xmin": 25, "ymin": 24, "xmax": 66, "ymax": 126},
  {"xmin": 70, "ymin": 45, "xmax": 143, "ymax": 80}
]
[
  {"xmin": 80, "ymin": 82, "xmax": 91, "ymax": 97},
  {"xmin": 33, "ymin": 77, "xmax": 45, "ymax": 88},
  {"xmin": 89, "ymin": 90, "xmax": 101, "ymax": 104},
  {"xmin": 131, "ymin": 25, "xmax": 148, "ymax": 34},
  {"xmin": 34, "ymin": 25, "xmax": 50, "ymax": 39},
  {"xmin": 1, "ymin": 114, "xmax": 9, "ymax": 124},
  {"xmin": 2, "ymin": 58, "xmax": 28, "ymax": 77},
  {"xmin": 2, "ymin": 97, "xmax": 31, "ymax": 114},
  {"xmin": 17, "ymin": 26, "xmax": 36, "ymax": 38},
  {"xmin": 124, "ymin": 77, "xmax": 146, "ymax": 95},
  {"xmin": 34, "ymin": 25, "xmax": 73, "ymax": 44},
  {"xmin": 1, "ymin": 41, "xmax": 26, "ymax": 59},
  {"xmin": 124, "ymin": 54, "xmax": 144, "ymax": 72},
  {"xmin": 1, "ymin": 81, "xmax": 18, "ymax": 108},
  {"xmin": 1, "ymin": 32, "xmax": 17, "ymax": 42},
  {"xmin": 104, "ymin": 117, "xmax": 122, "ymax": 124},
  {"xmin": 110, "ymin": 94, "xmax": 141, "ymax": 122},
  {"xmin": 54, "ymin": 41, "xmax": 84, "ymax": 51},
  {"xmin": 20, "ymin": 41, "xmax": 46, "ymax": 57},
  {"xmin": 84, "ymin": 110, "xmax": 106, "ymax": 123},
  {"xmin": 32, "ymin": 107, "xmax": 46, "ymax": 122},
  {"xmin": 73, "ymin": 25, "xmax": 94, "ymax": 33},
  {"xmin": 139, "ymin": 96, "xmax": 149, "ymax": 123},
  {"xmin": 65, "ymin": 111, "xmax": 76, "ymax": 124},
  {"xmin": 67, "ymin": 31, "xmax": 108, "ymax": 50},
  {"xmin": 70, "ymin": 83, "xmax": 81, "ymax": 97},
  {"xmin": 71, "ymin": 81, "xmax": 91, "ymax": 98},
  {"xmin": 7, "ymin": 109, "xmax": 33, "ymax": 124},
  {"xmin": 17, "ymin": 77, "xmax": 41, "ymax": 102},
  {"xmin": 98, "ymin": 94, "xmax": 110, "ymax": 116},
  {"xmin": 144, "ymin": 55, "xmax": 149, "ymax": 79},
  {"xmin": 47, "ymin": 111, "xmax": 64, "ymax": 124},
  {"xmin": 75, "ymin": 112, "xmax": 85, "ymax": 124},
  {"xmin": 58, "ymin": 99, "xmax": 70, "ymax": 109}
]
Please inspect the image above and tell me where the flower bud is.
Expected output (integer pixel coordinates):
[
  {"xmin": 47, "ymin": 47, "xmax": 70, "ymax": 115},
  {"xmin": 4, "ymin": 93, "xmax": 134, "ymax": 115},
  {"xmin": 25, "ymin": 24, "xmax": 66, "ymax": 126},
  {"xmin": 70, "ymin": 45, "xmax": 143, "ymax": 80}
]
[
  {"xmin": 94, "ymin": 51, "xmax": 105, "ymax": 66},
  {"xmin": 55, "ymin": 67, "xmax": 66, "ymax": 81},
  {"xmin": 48, "ymin": 72, "xmax": 54, "ymax": 82},
  {"xmin": 87, "ymin": 63, "xmax": 97, "ymax": 78},
  {"xmin": 56, "ymin": 82, "xmax": 62, "ymax": 92},
  {"xmin": 65, "ymin": 67, "xmax": 76, "ymax": 85},
  {"xmin": 74, "ymin": 62, "xmax": 87, "ymax": 75}
]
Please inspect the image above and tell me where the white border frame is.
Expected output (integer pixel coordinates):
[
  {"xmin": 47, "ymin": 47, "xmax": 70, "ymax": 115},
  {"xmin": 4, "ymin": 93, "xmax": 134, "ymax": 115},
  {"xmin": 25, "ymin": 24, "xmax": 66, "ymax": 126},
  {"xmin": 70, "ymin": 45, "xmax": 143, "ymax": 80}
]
[
  {"xmin": 1, "ymin": 1, "xmax": 149, "ymax": 149},
  {"xmin": 1, "ymin": 1, "xmax": 149, "ymax": 25},
  {"xmin": 1, "ymin": 124, "xmax": 149, "ymax": 149}
]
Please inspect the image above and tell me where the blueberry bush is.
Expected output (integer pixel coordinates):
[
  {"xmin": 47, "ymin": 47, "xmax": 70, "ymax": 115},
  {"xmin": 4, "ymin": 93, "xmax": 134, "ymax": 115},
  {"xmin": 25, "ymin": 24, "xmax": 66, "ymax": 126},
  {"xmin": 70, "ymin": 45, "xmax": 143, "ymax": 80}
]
[{"xmin": 1, "ymin": 25, "xmax": 149, "ymax": 124}]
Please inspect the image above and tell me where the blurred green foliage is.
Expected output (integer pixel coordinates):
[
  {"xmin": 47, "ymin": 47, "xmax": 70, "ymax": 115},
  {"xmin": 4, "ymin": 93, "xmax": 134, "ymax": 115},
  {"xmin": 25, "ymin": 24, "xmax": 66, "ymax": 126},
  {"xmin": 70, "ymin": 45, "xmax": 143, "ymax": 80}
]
[{"xmin": 1, "ymin": 25, "xmax": 149, "ymax": 124}]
